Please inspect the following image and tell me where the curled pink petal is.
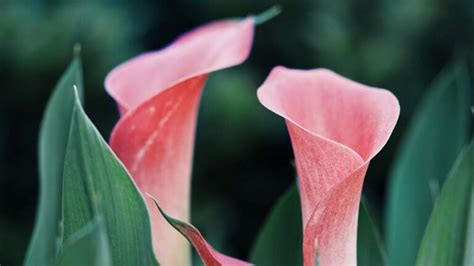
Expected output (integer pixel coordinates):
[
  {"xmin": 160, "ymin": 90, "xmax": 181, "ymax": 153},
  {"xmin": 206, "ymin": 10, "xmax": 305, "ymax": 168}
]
[
  {"xmin": 148, "ymin": 194, "xmax": 253, "ymax": 266},
  {"xmin": 106, "ymin": 18, "xmax": 254, "ymax": 265},
  {"xmin": 257, "ymin": 67, "xmax": 399, "ymax": 266}
]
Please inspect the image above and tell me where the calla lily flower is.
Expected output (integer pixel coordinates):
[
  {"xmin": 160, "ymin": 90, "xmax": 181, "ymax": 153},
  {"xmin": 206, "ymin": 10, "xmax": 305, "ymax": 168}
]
[
  {"xmin": 105, "ymin": 18, "xmax": 255, "ymax": 265},
  {"xmin": 257, "ymin": 67, "xmax": 400, "ymax": 266}
]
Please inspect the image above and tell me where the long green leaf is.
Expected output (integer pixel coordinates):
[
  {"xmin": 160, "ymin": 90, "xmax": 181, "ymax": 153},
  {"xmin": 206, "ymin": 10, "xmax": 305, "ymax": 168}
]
[
  {"xmin": 57, "ymin": 216, "xmax": 111, "ymax": 266},
  {"xmin": 61, "ymin": 87, "xmax": 158, "ymax": 265},
  {"xmin": 416, "ymin": 143, "xmax": 473, "ymax": 266},
  {"xmin": 25, "ymin": 56, "xmax": 84, "ymax": 266},
  {"xmin": 249, "ymin": 184, "xmax": 303, "ymax": 266},
  {"xmin": 464, "ymin": 186, "xmax": 474, "ymax": 266},
  {"xmin": 385, "ymin": 62, "xmax": 472, "ymax": 266},
  {"xmin": 357, "ymin": 198, "xmax": 388, "ymax": 266}
]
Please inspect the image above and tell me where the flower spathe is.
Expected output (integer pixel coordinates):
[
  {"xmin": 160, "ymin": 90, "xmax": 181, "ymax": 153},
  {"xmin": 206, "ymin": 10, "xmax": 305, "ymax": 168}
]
[
  {"xmin": 257, "ymin": 67, "xmax": 400, "ymax": 266},
  {"xmin": 106, "ymin": 18, "xmax": 255, "ymax": 265}
]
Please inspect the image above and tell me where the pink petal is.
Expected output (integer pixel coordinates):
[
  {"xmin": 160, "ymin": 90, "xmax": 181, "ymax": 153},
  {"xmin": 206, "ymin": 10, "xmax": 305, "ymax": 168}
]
[
  {"xmin": 106, "ymin": 18, "xmax": 254, "ymax": 114},
  {"xmin": 148, "ymin": 194, "xmax": 253, "ymax": 266},
  {"xmin": 106, "ymin": 18, "xmax": 254, "ymax": 265},
  {"xmin": 257, "ymin": 67, "xmax": 399, "ymax": 266}
]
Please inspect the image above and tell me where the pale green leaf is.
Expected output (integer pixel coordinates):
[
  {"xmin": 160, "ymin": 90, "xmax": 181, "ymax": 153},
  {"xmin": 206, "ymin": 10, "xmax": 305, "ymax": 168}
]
[
  {"xmin": 416, "ymin": 143, "xmax": 473, "ymax": 266},
  {"xmin": 25, "ymin": 56, "xmax": 83, "ymax": 266},
  {"xmin": 385, "ymin": 62, "xmax": 472, "ymax": 266}
]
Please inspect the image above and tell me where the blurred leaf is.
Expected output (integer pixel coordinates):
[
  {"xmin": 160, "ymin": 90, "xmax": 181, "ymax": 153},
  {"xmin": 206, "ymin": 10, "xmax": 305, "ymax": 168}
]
[
  {"xmin": 416, "ymin": 143, "xmax": 473, "ymax": 266},
  {"xmin": 357, "ymin": 198, "xmax": 388, "ymax": 266},
  {"xmin": 57, "ymin": 216, "xmax": 111, "ymax": 266},
  {"xmin": 249, "ymin": 184, "xmax": 303, "ymax": 266},
  {"xmin": 251, "ymin": 5, "xmax": 282, "ymax": 25},
  {"xmin": 464, "ymin": 182, "xmax": 474, "ymax": 266},
  {"xmin": 25, "ymin": 57, "xmax": 83, "ymax": 266},
  {"xmin": 61, "ymin": 88, "xmax": 158, "ymax": 265},
  {"xmin": 385, "ymin": 62, "xmax": 472, "ymax": 266}
]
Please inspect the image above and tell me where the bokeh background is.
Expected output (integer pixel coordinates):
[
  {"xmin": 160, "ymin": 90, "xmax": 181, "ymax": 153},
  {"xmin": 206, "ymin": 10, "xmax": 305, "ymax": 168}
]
[{"xmin": 0, "ymin": 0, "xmax": 472, "ymax": 264}]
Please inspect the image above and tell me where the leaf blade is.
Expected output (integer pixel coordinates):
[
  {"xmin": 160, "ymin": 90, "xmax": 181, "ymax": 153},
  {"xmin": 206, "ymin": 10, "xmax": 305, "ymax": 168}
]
[
  {"xmin": 357, "ymin": 198, "xmax": 388, "ymax": 266},
  {"xmin": 416, "ymin": 143, "xmax": 473, "ymax": 266},
  {"xmin": 61, "ymin": 88, "xmax": 158, "ymax": 265},
  {"xmin": 25, "ymin": 58, "xmax": 83, "ymax": 266},
  {"xmin": 385, "ymin": 62, "xmax": 472, "ymax": 266},
  {"xmin": 57, "ymin": 216, "xmax": 111, "ymax": 266},
  {"xmin": 249, "ymin": 184, "xmax": 303, "ymax": 266}
]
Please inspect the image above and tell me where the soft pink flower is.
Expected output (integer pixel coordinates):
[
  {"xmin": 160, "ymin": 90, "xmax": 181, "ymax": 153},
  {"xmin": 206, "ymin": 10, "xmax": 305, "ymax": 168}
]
[
  {"xmin": 106, "ymin": 18, "xmax": 254, "ymax": 265},
  {"xmin": 257, "ymin": 67, "xmax": 399, "ymax": 266}
]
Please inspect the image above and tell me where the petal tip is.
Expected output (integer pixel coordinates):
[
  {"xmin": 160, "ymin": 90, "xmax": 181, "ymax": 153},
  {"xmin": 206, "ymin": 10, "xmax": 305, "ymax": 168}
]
[{"xmin": 105, "ymin": 17, "xmax": 255, "ymax": 112}]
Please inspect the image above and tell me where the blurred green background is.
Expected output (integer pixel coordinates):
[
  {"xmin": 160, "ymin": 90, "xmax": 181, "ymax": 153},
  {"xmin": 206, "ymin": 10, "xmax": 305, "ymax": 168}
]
[{"xmin": 0, "ymin": 0, "xmax": 472, "ymax": 265}]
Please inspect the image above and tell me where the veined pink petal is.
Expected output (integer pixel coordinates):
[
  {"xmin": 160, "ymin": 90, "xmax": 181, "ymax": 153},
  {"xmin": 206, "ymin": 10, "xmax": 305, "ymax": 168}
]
[
  {"xmin": 257, "ymin": 67, "xmax": 399, "ymax": 266},
  {"xmin": 106, "ymin": 18, "xmax": 254, "ymax": 265},
  {"xmin": 148, "ymin": 194, "xmax": 253, "ymax": 266}
]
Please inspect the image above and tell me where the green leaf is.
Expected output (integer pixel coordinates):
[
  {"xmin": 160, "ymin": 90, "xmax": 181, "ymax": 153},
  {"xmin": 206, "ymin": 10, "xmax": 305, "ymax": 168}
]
[
  {"xmin": 416, "ymin": 143, "xmax": 473, "ymax": 266},
  {"xmin": 61, "ymin": 87, "xmax": 158, "ymax": 265},
  {"xmin": 25, "ymin": 57, "xmax": 84, "ymax": 266},
  {"xmin": 385, "ymin": 62, "xmax": 472, "ymax": 266},
  {"xmin": 464, "ymin": 187, "xmax": 474, "ymax": 266},
  {"xmin": 249, "ymin": 184, "xmax": 303, "ymax": 266},
  {"xmin": 357, "ymin": 198, "xmax": 388, "ymax": 266},
  {"xmin": 57, "ymin": 216, "xmax": 111, "ymax": 266}
]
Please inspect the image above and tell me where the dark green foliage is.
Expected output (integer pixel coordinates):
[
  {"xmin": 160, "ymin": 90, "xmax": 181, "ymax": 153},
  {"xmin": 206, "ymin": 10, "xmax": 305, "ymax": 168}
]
[
  {"xmin": 0, "ymin": 1, "xmax": 472, "ymax": 264},
  {"xmin": 357, "ymin": 199, "xmax": 388, "ymax": 266},
  {"xmin": 385, "ymin": 63, "xmax": 472, "ymax": 266},
  {"xmin": 57, "ymin": 216, "xmax": 111, "ymax": 266},
  {"xmin": 250, "ymin": 184, "xmax": 303, "ymax": 266},
  {"xmin": 26, "ymin": 57, "xmax": 158, "ymax": 265},
  {"xmin": 61, "ymin": 87, "xmax": 158, "ymax": 265}
]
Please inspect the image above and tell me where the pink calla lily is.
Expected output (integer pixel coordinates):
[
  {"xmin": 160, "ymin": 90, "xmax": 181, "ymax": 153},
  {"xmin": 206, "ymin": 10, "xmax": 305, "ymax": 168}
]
[
  {"xmin": 105, "ymin": 18, "xmax": 255, "ymax": 265},
  {"xmin": 257, "ymin": 67, "xmax": 400, "ymax": 266}
]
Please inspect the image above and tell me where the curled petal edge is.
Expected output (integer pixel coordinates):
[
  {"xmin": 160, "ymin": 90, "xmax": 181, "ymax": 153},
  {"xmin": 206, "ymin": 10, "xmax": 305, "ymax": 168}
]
[
  {"xmin": 106, "ymin": 18, "xmax": 255, "ymax": 265},
  {"xmin": 257, "ymin": 66, "xmax": 400, "ymax": 266}
]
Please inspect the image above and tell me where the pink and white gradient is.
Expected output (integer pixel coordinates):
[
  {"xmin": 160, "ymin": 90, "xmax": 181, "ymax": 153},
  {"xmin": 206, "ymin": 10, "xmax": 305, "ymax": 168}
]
[
  {"xmin": 106, "ymin": 18, "xmax": 255, "ymax": 266},
  {"xmin": 257, "ymin": 67, "xmax": 399, "ymax": 266}
]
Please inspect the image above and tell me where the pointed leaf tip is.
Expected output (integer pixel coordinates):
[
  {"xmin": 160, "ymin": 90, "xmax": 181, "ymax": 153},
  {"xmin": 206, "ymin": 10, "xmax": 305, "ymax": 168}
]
[
  {"xmin": 252, "ymin": 5, "xmax": 282, "ymax": 25},
  {"xmin": 25, "ymin": 57, "xmax": 84, "ymax": 266},
  {"xmin": 147, "ymin": 193, "xmax": 252, "ymax": 266},
  {"xmin": 146, "ymin": 193, "xmax": 166, "ymax": 218},
  {"xmin": 62, "ymin": 95, "xmax": 158, "ymax": 265},
  {"xmin": 72, "ymin": 85, "xmax": 85, "ymax": 114},
  {"xmin": 73, "ymin": 85, "xmax": 80, "ymax": 102}
]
